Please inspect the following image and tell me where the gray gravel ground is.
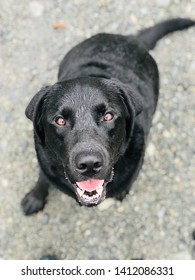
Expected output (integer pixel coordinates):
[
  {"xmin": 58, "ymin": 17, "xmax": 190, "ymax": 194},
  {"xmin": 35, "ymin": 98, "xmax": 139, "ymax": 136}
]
[{"xmin": 0, "ymin": 0, "xmax": 195, "ymax": 260}]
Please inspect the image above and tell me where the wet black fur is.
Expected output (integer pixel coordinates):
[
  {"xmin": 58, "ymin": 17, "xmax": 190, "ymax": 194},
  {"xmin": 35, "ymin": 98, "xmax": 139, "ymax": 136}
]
[{"xmin": 21, "ymin": 18, "xmax": 194, "ymax": 215}]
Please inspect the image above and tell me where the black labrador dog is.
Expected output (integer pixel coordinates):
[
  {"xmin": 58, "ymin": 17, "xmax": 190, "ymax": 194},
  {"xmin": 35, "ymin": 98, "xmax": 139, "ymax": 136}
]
[{"xmin": 22, "ymin": 18, "xmax": 194, "ymax": 215}]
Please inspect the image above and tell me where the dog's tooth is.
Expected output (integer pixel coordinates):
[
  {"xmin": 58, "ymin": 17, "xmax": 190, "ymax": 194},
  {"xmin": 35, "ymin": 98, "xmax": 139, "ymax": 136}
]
[{"xmin": 97, "ymin": 185, "xmax": 103, "ymax": 192}]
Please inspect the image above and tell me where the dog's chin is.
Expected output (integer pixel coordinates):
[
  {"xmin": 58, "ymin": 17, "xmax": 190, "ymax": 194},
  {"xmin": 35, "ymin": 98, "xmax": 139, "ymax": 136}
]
[{"xmin": 75, "ymin": 179, "xmax": 107, "ymax": 206}]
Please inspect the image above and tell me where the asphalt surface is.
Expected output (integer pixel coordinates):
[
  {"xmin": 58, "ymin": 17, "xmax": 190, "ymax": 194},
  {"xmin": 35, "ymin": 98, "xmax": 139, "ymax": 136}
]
[{"xmin": 0, "ymin": 0, "xmax": 195, "ymax": 260}]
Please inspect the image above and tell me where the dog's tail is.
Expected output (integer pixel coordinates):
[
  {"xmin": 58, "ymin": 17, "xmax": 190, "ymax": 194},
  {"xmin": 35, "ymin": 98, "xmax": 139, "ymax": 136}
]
[{"xmin": 137, "ymin": 18, "xmax": 195, "ymax": 50}]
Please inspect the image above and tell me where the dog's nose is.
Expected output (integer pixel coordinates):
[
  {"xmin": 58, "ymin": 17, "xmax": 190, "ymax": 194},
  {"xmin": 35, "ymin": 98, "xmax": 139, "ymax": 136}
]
[{"xmin": 75, "ymin": 152, "xmax": 103, "ymax": 175}]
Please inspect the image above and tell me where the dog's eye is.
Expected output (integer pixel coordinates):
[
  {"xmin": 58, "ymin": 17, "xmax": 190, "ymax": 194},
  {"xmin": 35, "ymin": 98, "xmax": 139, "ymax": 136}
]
[
  {"xmin": 55, "ymin": 117, "xmax": 66, "ymax": 126},
  {"xmin": 103, "ymin": 112, "xmax": 114, "ymax": 121}
]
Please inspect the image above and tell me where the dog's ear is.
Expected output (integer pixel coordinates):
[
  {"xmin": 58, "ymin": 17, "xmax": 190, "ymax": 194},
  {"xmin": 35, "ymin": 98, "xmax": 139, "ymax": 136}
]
[
  {"xmin": 115, "ymin": 80, "xmax": 143, "ymax": 117},
  {"xmin": 25, "ymin": 86, "xmax": 51, "ymax": 142},
  {"xmin": 104, "ymin": 78, "xmax": 143, "ymax": 117},
  {"xmin": 25, "ymin": 86, "xmax": 50, "ymax": 121},
  {"xmin": 116, "ymin": 80, "xmax": 143, "ymax": 146},
  {"xmin": 104, "ymin": 78, "xmax": 143, "ymax": 151}
]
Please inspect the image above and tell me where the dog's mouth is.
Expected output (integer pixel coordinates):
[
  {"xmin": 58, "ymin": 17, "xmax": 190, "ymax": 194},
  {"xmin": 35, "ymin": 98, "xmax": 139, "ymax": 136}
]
[
  {"xmin": 64, "ymin": 167, "xmax": 114, "ymax": 206},
  {"xmin": 75, "ymin": 179, "xmax": 107, "ymax": 206}
]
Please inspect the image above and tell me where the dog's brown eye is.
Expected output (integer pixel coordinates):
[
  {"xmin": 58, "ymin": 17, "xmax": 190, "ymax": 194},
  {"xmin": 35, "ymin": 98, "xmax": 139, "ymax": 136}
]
[
  {"xmin": 104, "ymin": 112, "xmax": 114, "ymax": 121},
  {"xmin": 55, "ymin": 117, "xmax": 66, "ymax": 126}
]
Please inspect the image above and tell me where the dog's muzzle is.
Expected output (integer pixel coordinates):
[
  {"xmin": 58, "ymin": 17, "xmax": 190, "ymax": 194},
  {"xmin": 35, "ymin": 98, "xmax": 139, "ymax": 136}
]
[{"xmin": 64, "ymin": 142, "xmax": 114, "ymax": 206}]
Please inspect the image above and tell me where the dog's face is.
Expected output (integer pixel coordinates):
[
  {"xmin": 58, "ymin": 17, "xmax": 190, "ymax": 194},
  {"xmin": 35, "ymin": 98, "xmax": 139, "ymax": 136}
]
[{"xmin": 26, "ymin": 77, "xmax": 142, "ymax": 206}]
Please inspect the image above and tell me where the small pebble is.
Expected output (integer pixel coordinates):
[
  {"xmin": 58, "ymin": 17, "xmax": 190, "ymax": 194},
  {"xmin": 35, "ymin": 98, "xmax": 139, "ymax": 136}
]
[
  {"xmin": 29, "ymin": 1, "xmax": 44, "ymax": 17},
  {"xmin": 156, "ymin": 0, "xmax": 171, "ymax": 7},
  {"xmin": 98, "ymin": 198, "xmax": 115, "ymax": 211},
  {"xmin": 42, "ymin": 213, "xmax": 49, "ymax": 225}
]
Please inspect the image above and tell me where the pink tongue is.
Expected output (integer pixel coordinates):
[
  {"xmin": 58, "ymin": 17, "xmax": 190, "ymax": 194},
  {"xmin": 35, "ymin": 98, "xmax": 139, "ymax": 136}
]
[{"xmin": 76, "ymin": 179, "xmax": 104, "ymax": 192}]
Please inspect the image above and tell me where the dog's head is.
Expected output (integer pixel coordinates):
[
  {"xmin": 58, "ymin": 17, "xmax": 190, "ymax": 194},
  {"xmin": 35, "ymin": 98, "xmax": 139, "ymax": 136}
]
[{"xmin": 26, "ymin": 77, "xmax": 143, "ymax": 206}]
